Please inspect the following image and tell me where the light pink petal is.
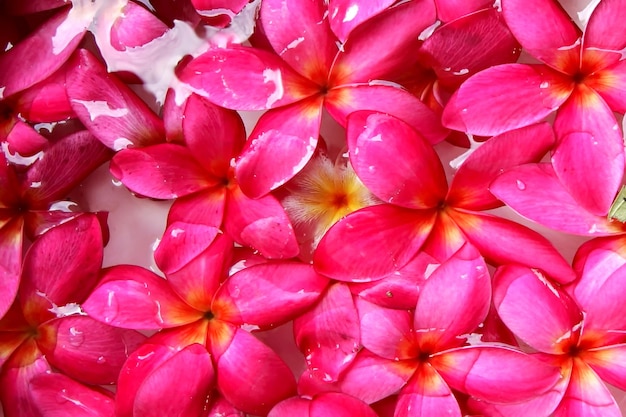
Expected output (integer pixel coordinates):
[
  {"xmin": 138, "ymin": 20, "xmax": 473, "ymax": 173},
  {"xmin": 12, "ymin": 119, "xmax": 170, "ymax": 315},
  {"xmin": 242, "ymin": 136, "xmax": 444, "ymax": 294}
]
[
  {"xmin": 235, "ymin": 98, "xmax": 323, "ymax": 198},
  {"xmin": 490, "ymin": 163, "xmax": 622, "ymax": 235},
  {"xmin": 448, "ymin": 123, "xmax": 554, "ymax": 210},
  {"xmin": 154, "ymin": 222, "xmax": 221, "ymax": 275},
  {"xmin": 217, "ymin": 328, "xmax": 296, "ymax": 415},
  {"xmin": 269, "ymin": 397, "xmax": 311, "ymax": 417},
  {"xmin": 261, "ymin": 0, "xmax": 336, "ymax": 83},
  {"xmin": 552, "ymin": 86, "xmax": 625, "ymax": 216},
  {"xmin": 224, "ymin": 186, "xmax": 299, "ymax": 259},
  {"xmin": 326, "ymin": 84, "xmax": 447, "ymax": 144},
  {"xmin": 314, "ymin": 205, "xmax": 436, "ymax": 281},
  {"xmin": 311, "ymin": 392, "xmax": 379, "ymax": 417},
  {"xmin": 14, "ymin": 66, "xmax": 74, "ymax": 122},
  {"xmin": 433, "ymin": 0, "xmax": 492, "ymax": 22},
  {"xmin": 37, "ymin": 315, "xmax": 145, "ymax": 385},
  {"xmin": 0, "ymin": 8, "xmax": 86, "ymax": 98},
  {"xmin": 357, "ymin": 298, "xmax": 414, "ymax": 360},
  {"xmin": 432, "ymin": 345, "xmax": 561, "ymax": 403},
  {"xmin": 66, "ymin": 49, "xmax": 165, "ymax": 149},
  {"xmin": 328, "ymin": 0, "xmax": 395, "ymax": 42},
  {"xmin": 502, "ymin": 0, "xmax": 581, "ymax": 72},
  {"xmin": 493, "ymin": 265, "xmax": 583, "ymax": 354},
  {"xmin": 586, "ymin": 60, "xmax": 626, "ymax": 113},
  {"xmin": 442, "ymin": 64, "xmax": 573, "ymax": 135},
  {"xmin": 294, "ymin": 283, "xmax": 360, "ymax": 382},
  {"xmin": 83, "ymin": 265, "xmax": 202, "ymax": 329},
  {"xmin": 395, "ymin": 363, "xmax": 462, "ymax": 417},
  {"xmin": 553, "ymin": 358, "xmax": 622, "ymax": 417},
  {"xmin": 332, "ymin": 0, "xmax": 435, "ymax": 83},
  {"xmin": 110, "ymin": 1, "xmax": 168, "ymax": 50},
  {"xmin": 583, "ymin": 344, "xmax": 626, "ymax": 391},
  {"xmin": 414, "ymin": 244, "xmax": 490, "ymax": 351},
  {"xmin": 30, "ymin": 373, "xmax": 115, "ymax": 417},
  {"xmin": 167, "ymin": 189, "xmax": 226, "ymax": 228},
  {"xmin": 179, "ymin": 46, "xmax": 318, "ymax": 110},
  {"xmin": 0, "ymin": 218, "xmax": 23, "ymax": 319},
  {"xmin": 346, "ymin": 111, "xmax": 447, "ymax": 209},
  {"xmin": 449, "ymin": 210, "xmax": 576, "ymax": 283},
  {"xmin": 110, "ymin": 144, "xmax": 214, "ymax": 199},
  {"xmin": 0, "ymin": 355, "xmax": 50, "ymax": 417},
  {"xmin": 214, "ymin": 261, "xmax": 328, "ymax": 326},
  {"xmin": 133, "ymin": 344, "xmax": 214, "ymax": 417},
  {"xmin": 583, "ymin": 0, "xmax": 626, "ymax": 69}
]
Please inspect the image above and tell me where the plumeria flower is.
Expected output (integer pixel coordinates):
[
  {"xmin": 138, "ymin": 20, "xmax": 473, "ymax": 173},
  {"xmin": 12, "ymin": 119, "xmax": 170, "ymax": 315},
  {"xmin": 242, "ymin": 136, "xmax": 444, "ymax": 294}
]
[
  {"xmin": 314, "ymin": 111, "xmax": 574, "ymax": 283},
  {"xmin": 83, "ymin": 232, "xmax": 329, "ymax": 415},
  {"xmin": 442, "ymin": 0, "xmax": 626, "ymax": 218},
  {"xmin": 178, "ymin": 0, "xmax": 446, "ymax": 198},
  {"xmin": 0, "ymin": 214, "xmax": 145, "ymax": 416},
  {"xmin": 475, "ymin": 236, "xmax": 626, "ymax": 416}
]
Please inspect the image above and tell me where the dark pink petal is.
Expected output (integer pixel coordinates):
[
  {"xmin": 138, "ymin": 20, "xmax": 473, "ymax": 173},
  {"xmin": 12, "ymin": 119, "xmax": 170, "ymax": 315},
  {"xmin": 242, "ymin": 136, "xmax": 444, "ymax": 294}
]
[
  {"xmin": 433, "ymin": 0, "xmax": 492, "ymax": 22},
  {"xmin": 261, "ymin": 0, "xmax": 336, "ymax": 83},
  {"xmin": 432, "ymin": 346, "xmax": 561, "ymax": 403},
  {"xmin": 110, "ymin": 144, "xmax": 214, "ymax": 199},
  {"xmin": 294, "ymin": 283, "xmax": 360, "ymax": 382},
  {"xmin": 217, "ymin": 328, "xmax": 296, "ymax": 415},
  {"xmin": 182, "ymin": 94, "xmax": 246, "ymax": 177},
  {"xmin": 448, "ymin": 123, "xmax": 554, "ymax": 210},
  {"xmin": 0, "ymin": 355, "xmax": 50, "ymax": 417},
  {"xmin": 502, "ymin": 0, "xmax": 581, "ymax": 72},
  {"xmin": 14, "ymin": 66, "xmax": 74, "ymax": 122},
  {"xmin": 414, "ymin": 244, "xmax": 490, "ymax": 351},
  {"xmin": 357, "ymin": 298, "xmax": 414, "ymax": 360},
  {"xmin": 155, "ymin": 222, "xmax": 222, "ymax": 275},
  {"xmin": 442, "ymin": 64, "xmax": 573, "ymax": 135},
  {"xmin": 167, "ymin": 189, "xmax": 226, "ymax": 229},
  {"xmin": 2, "ymin": 119, "xmax": 50, "ymax": 157},
  {"xmin": 586, "ymin": 60, "xmax": 626, "ymax": 113},
  {"xmin": 6, "ymin": 0, "xmax": 67, "ymax": 14},
  {"xmin": 450, "ymin": 210, "xmax": 576, "ymax": 283},
  {"xmin": 23, "ymin": 210, "xmax": 96, "ymax": 241},
  {"xmin": 583, "ymin": 0, "xmax": 626, "ymax": 69},
  {"xmin": 346, "ymin": 111, "xmax": 447, "ymax": 209},
  {"xmin": 395, "ymin": 363, "xmax": 462, "ymax": 417},
  {"xmin": 83, "ymin": 265, "xmax": 202, "ymax": 329},
  {"xmin": 110, "ymin": 1, "xmax": 168, "ymax": 50},
  {"xmin": 333, "ymin": 0, "xmax": 435, "ymax": 83},
  {"xmin": 0, "ymin": 8, "xmax": 86, "ymax": 98},
  {"xmin": 552, "ymin": 86, "xmax": 625, "ymax": 216},
  {"xmin": 235, "ymin": 98, "xmax": 323, "ymax": 198},
  {"xmin": 0, "ymin": 218, "xmax": 23, "ymax": 319},
  {"xmin": 191, "ymin": 0, "xmax": 248, "ymax": 26},
  {"xmin": 30, "ymin": 373, "xmax": 115, "ymax": 417},
  {"xmin": 493, "ymin": 265, "xmax": 583, "ymax": 355},
  {"xmin": 133, "ymin": 344, "xmax": 214, "ymax": 417},
  {"xmin": 269, "ymin": 397, "xmax": 311, "ymax": 417},
  {"xmin": 66, "ymin": 49, "xmax": 165, "ymax": 149},
  {"xmin": 328, "ymin": 0, "xmax": 395, "ymax": 42},
  {"xmin": 326, "ymin": 84, "xmax": 447, "ymax": 144},
  {"xmin": 204, "ymin": 395, "xmax": 247, "ymax": 417},
  {"xmin": 311, "ymin": 392, "xmax": 379, "ymax": 417},
  {"xmin": 421, "ymin": 209, "xmax": 469, "ymax": 262},
  {"xmin": 583, "ymin": 344, "xmax": 626, "ymax": 391},
  {"xmin": 490, "ymin": 163, "xmax": 622, "ymax": 236},
  {"xmin": 0, "ymin": 332, "xmax": 28, "ymax": 369},
  {"xmin": 224, "ymin": 186, "xmax": 299, "ymax": 259},
  {"xmin": 314, "ymin": 205, "xmax": 436, "ymax": 281},
  {"xmin": 214, "ymin": 261, "xmax": 328, "ymax": 326},
  {"xmin": 179, "ymin": 46, "xmax": 318, "ymax": 110}
]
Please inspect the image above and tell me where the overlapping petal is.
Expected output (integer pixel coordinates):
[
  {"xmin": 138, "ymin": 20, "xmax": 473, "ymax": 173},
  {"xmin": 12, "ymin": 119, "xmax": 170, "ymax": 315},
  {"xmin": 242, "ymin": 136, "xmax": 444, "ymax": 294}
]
[
  {"xmin": 357, "ymin": 299, "xmax": 414, "ymax": 360},
  {"xmin": 396, "ymin": 363, "xmax": 462, "ymax": 417},
  {"xmin": 582, "ymin": 344, "xmax": 626, "ymax": 391}
]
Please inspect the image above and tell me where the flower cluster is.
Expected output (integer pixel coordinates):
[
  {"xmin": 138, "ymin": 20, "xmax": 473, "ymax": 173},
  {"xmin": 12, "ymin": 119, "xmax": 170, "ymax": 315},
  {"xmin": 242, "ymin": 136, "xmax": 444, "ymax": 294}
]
[{"xmin": 1, "ymin": 0, "xmax": 626, "ymax": 416}]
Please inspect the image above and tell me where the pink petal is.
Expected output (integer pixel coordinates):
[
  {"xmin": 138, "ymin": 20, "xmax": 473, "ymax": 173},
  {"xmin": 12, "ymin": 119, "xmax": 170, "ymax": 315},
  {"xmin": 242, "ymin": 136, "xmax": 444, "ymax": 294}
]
[
  {"xmin": 217, "ymin": 328, "xmax": 296, "ymax": 415},
  {"xmin": 269, "ymin": 397, "xmax": 311, "ymax": 417},
  {"xmin": 37, "ymin": 315, "xmax": 145, "ymax": 385},
  {"xmin": 433, "ymin": 0, "xmax": 492, "ymax": 22},
  {"xmin": 167, "ymin": 189, "xmax": 226, "ymax": 228},
  {"xmin": 314, "ymin": 205, "xmax": 436, "ymax": 281},
  {"xmin": 204, "ymin": 395, "xmax": 247, "ymax": 417},
  {"xmin": 0, "ymin": 218, "xmax": 23, "ymax": 319},
  {"xmin": 442, "ymin": 64, "xmax": 573, "ymax": 135},
  {"xmin": 448, "ymin": 123, "xmax": 554, "ymax": 210},
  {"xmin": 328, "ymin": 0, "xmax": 395, "ymax": 42},
  {"xmin": 294, "ymin": 283, "xmax": 360, "ymax": 382},
  {"xmin": 311, "ymin": 392, "xmax": 379, "ymax": 417},
  {"xmin": 0, "ymin": 355, "xmax": 50, "ymax": 417},
  {"xmin": 0, "ymin": 8, "xmax": 86, "ymax": 98},
  {"xmin": 493, "ymin": 265, "xmax": 583, "ymax": 354},
  {"xmin": 583, "ymin": 344, "xmax": 626, "ymax": 391},
  {"xmin": 552, "ymin": 86, "xmax": 625, "ymax": 216},
  {"xmin": 357, "ymin": 298, "xmax": 414, "ymax": 360},
  {"xmin": 110, "ymin": 144, "xmax": 215, "ymax": 199},
  {"xmin": 235, "ymin": 98, "xmax": 323, "ymax": 198},
  {"xmin": 14, "ymin": 66, "xmax": 74, "ymax": 122},
  {"xmin": 414, "ymin": 244, "xmax": 490, "ymax": 351},
  {"xmin": 346, "ymin": 111, "xmax": 447, "ymax": 209},
  {"xmin": 6, "ymin": 0, "xmax": 67, "ymax": 14},
  {"xmin": 214, "ymin": 261, "xmax": 328, "ymax": 326},
  {"xmin": 449, "ymin": 210, "xmax": 576, "ymax": 283},
  {"xmin": 326, "ymin": 84, "xmax": 447, "ymax": 144},
  {"xmin": 191, "ymin": 0, "xmax": 248, "ymax": 26},
  {"xmin": 66, "ymin": 49, "xmax": 165, "ymax": 149},
  {"xmin": 502, "ymin": 0, "xmax": 581, "ymax": 72},
  {"xmin": 224, "ymin": 186, "xmax": 299, "ymax": 258},
  {"xmin": 583, "ymin": 0, "xmax": 626, "ymax": 69},
  {"xmin": 30, "ymin": 373, "xmax": 115, "ymax": 417},
  {"xmin": 178, "ymin": 46, "xmax": 318, "ymax": 110},
  {"xmin": 83, "ymin": 265, "xmax": 202, "ymax": 329},
  {"xmin": 2, "ymin": 119, "xmax": 50, "ymax": 158},
  {"xmin": 110, "ymin": 1, "xmax": 168, "ymax": 50},
  {"xmin": 421, "ymin": 210, "xmax": 469, "ymax": 262},
  {"xmin": 260, "ymin": 0, "xmax": 336, "ymax": 83},
  {"xmin": 133, "ymin": 344, "xmax": 214, "ymax": 417},
  {"xmin": 432, "ymin": 345, "xmax": 561, "ymax": 403},
  {"xmin": 489, "ymin": 163, "xmax": 622, "ymax": 235},
  {"xmin": 586, "ymin": 60, "xmax": 626, "ymax": 113},
  {"xmin": 154, "ymin": 222, "xmax": 221, "ymax": 275}
]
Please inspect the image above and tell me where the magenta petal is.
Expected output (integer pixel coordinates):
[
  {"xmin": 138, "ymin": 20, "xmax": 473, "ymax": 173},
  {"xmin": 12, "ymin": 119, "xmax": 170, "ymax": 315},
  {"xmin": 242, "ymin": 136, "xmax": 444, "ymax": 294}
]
[
  {"xmin": 328, "ymin": 0, "xmax": 395, "ymax": 42},
  {"xmin": 294, "ymin": 283, "xmax": 360, "ymax": 382},
  {"xmin": 6, "ymin": 0, "xmax": 67, "ymax": 14},
  {"xmin": 235, "ymin": 99, "xmax": 323, "ymax": 198},
  {"xmin": 2, "ymin": 119, "xmax": 49, "ymax": 158},
  {"xmin": 0, "ymin": 218, "xmax": 23, "ymax": 319},
  {"xmin": 357, "ymin": 298, "xmax": 413, "ymax": 360},
  {"xmin": 583, "ymin": 0, "xmax": 626, "ymax": 68},
  {"xmin": 442, "ymin": 64, "xmax": 572, "ymax": 135},
  {"xmin": 217, "ymin": 328, "xmax": 296, "ymax": 415},
  {"xmin": 133, "ymin": 344, "xmax": 214, "ymax": 417},
  {"xmin": 167, "ymin": 189, "xmax": 226, "ymax": 228},
  {"xmin": 66, "ymin": 49, "xmax": 165, "ymax": 149},
  {"xmin": 269, "ymin": 397, "xmax": 311, "ymax": 417},
  {"xmin": 311, "ymin": 392, "xmax": 379, "ymax": 417},
  {"xmin": 155, "ymin": 222, "xmax": 221, "ymax": 275},
  {"xmin": 0, "ymin": 355, "xmax": 50, "ymax": 417},
  {"xmin": 432, "ymin": 346, "xmax": 560, "ymax": 403},
  {"xmin": 110, "ymin": 1, "xmax": 168, "ymax": 50},
  {"xmin": 204, "ymin": 395, "xmax": 247, "ymax": 417},
  {"xmin": 346, "ymin": 111, "xmax": 447, "ymax": 209},
  {"xmin": 584, "ymin": 344, "xmax": 626, "ymax": 391},
  {"xmin": 433, "ymin": 0, "xmax": 491, "ymax": 22},
  {"xmin": 14, "ymin": 66, "xmax": 74, "ymax": 122},
  {"xmin": 587, "ymin": 60, "xmax": 626, "ymax": 113}
]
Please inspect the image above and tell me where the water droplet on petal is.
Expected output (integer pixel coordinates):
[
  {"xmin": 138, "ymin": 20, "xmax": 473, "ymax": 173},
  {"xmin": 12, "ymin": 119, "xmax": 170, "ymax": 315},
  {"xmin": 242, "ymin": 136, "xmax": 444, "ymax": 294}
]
[
  {"xmin": 68, "ymin": 327, "xmax": 85, "ymax": 347},
  {"xmin": 231, "ymin": 286, "xmax": 241, "ymax": 298},
  {"xmin": 539, "ymin": 81, "xmax": 549, "ymax": 89},
  {"xmin": 104, "ymin": 290, "xmax": 119, "ymax": 323},
  {"xmin": 516, "ymin": 179, "xmax": 526, "ymax": 191}
]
